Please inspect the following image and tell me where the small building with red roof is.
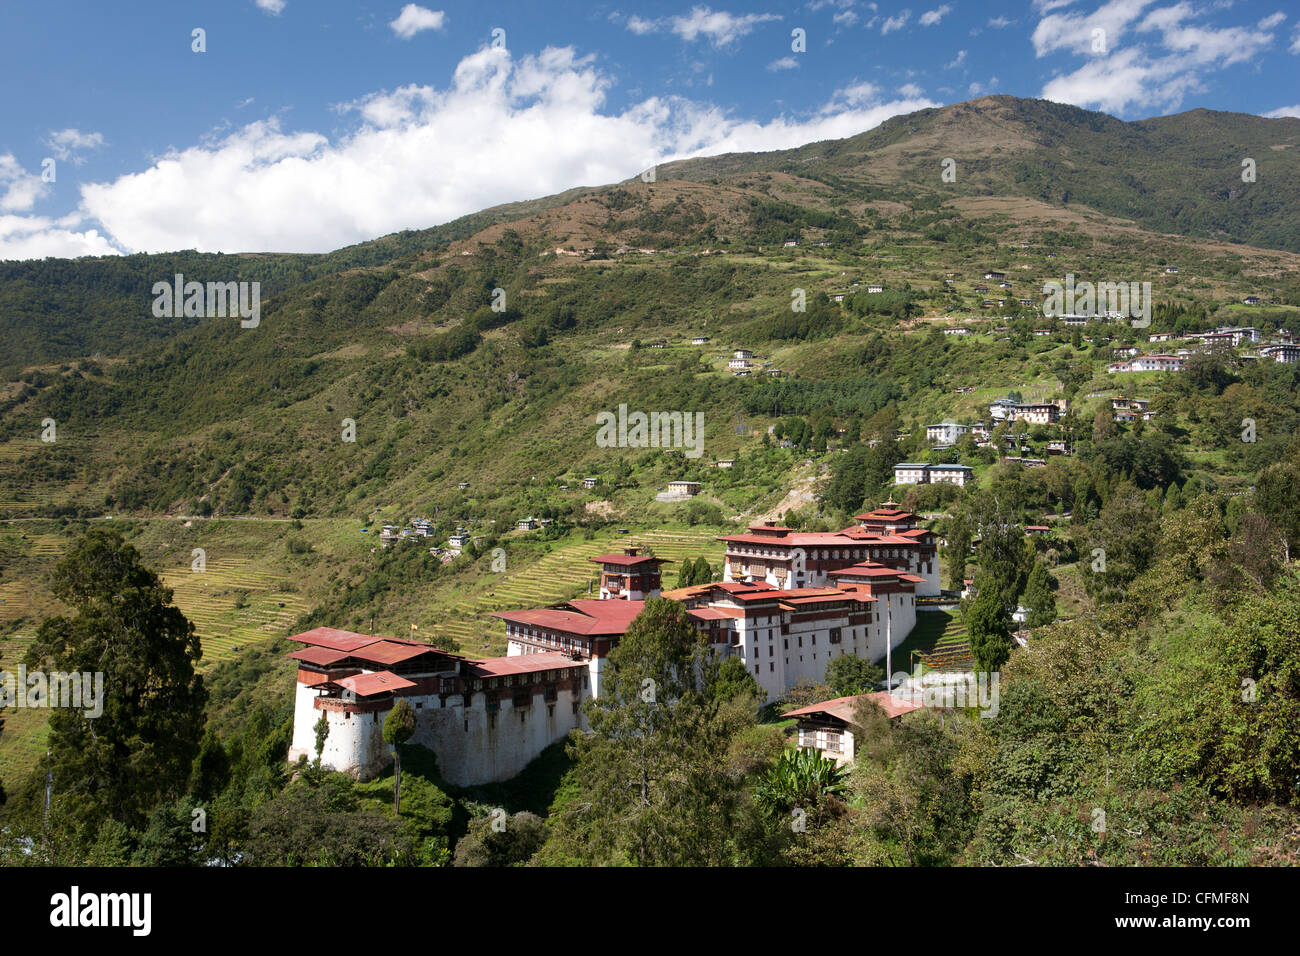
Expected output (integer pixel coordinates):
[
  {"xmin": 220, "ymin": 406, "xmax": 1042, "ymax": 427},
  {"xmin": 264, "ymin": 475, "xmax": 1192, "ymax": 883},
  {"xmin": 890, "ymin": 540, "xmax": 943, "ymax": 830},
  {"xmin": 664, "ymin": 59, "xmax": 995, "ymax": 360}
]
[{"xmin": 784, "ymin": 691, "xmax": 924, "ymax": 765}]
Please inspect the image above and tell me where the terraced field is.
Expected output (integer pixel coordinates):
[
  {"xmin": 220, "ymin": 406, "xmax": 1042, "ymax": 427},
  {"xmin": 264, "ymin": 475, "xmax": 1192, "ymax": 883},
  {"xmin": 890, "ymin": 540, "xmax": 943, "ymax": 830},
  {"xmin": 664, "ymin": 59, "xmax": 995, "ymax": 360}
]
[
  {"xmin": 0, "ymin": 632, "xmax": 48, "ymax": 785},
  {"xmin": 159, "ymin": 558, "xmax": 312, "ymax": 664},
  {"xmin": 893, "ymin": 609, "xmax": 974, "ymax": 672}
]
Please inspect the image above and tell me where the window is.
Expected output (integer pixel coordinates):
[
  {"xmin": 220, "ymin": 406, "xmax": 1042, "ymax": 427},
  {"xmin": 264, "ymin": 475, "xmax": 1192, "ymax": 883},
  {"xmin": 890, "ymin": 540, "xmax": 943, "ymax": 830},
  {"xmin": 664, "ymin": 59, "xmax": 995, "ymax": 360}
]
[
  {"xmin": 488, "ymin": 712, "xmax": 497, "ymax": 729},
  {"xmin": 783, "ymin": 639, "xmax": 788, "ymax": 650},
  {"xmin": 754, "ymin": 665, "xmax": 759, "ymax": 675},
  {"xmin": 769, "ymin": 663, "xmax": 774, "ymax": 673}
]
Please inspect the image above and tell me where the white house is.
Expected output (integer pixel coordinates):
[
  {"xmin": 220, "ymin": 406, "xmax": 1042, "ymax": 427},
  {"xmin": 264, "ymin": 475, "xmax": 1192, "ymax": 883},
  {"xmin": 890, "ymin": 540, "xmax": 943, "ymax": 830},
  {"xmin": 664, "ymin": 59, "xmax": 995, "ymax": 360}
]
[
  {"xmin": 786, "ymin": 692, "xmax": 923, "ymax": 766},
  {"xmin": 1260, "ymin": 344, "xmax": 1300, "ymax": 364},
  {"xmin": 926, "ymin": 422, "xmax": 973, "ymax": 444},
  {"xmin": 894, "ymin": 463, "xmax": 930, "ymax": 485},
  {"xmin": 928, "ymin": 463, "xmax": 974, "ymax": 487}
]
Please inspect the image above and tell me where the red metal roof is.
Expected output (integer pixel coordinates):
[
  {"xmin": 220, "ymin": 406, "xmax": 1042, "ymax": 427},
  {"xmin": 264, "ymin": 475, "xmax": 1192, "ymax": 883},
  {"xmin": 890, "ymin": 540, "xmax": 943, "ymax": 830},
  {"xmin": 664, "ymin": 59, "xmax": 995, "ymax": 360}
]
[
  {"xmin": 688, "ymin": 606, "xmax": 745, "ymax": 620},
  {"xmin": 289, "ymin": 626, "xmax": 386, "ymax": 652},
  {"xmin": 492, "ymin": 599, "xmax": 645, "ymax": 636},
  {"xmin": 589, "ymin": 553, "xmax": 669, "ymax": 567},
  {"xmin": 288, "ymin": 646, "xmax": 352, "ymax": 666},
  {"xmin": 853, "ymin": 508, "xmax": 916, "ymax": 522},
  {"xmin": 785, "ymin": 691, "xmax": 922, "ymax": 723},
  {"xmin": 288, "ymin": 626, "xmax": 432, "ymax": 652},
  {"xmin": 827, "ymin": 564, "xmax": 904, "ymax": 578},
  {"xmin": 463, "ymin": 652, "xmax": 579, "ymax": 678},
  {"xmin": 349, "ymin": 641, "xmax": 445, "ymax": 666},
  {"xmin": 337, "ymin": 671, "xmax": 418, "ymax": 698}
]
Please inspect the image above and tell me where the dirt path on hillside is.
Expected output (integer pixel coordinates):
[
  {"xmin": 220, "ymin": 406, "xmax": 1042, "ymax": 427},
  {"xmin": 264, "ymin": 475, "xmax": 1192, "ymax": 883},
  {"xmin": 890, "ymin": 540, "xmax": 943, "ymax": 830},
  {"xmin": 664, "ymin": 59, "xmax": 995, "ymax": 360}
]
[{"xmin": 745, "ymin": 473, "xmax": 824, "ymax": 523}]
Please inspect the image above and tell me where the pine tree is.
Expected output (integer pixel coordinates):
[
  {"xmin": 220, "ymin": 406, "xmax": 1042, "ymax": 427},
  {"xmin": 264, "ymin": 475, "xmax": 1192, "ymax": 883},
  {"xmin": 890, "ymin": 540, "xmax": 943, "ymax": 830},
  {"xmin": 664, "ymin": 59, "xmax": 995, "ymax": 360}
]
[
  {"xmin": 1023, "ymin": 561, "xmax": 1057, "ymax": 628},
  {"xmin": 26, "ymin": 528, "xmax": 206, "ymax": 833},
  {"xmin": 967, "ymin": 589, "xmax": 1013, "ymax": 674},
  {"xmin": 545, "ymin": 598, "xmax": 751, "ymax": 865}
]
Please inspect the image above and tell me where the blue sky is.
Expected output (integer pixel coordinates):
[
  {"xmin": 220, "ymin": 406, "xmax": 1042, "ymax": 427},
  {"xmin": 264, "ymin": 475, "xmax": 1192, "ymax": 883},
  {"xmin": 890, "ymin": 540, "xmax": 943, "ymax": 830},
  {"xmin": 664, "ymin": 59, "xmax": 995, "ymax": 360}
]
[{"xmin": 1, "ymin": 0, "xmax": 1297, "ymax": 259}]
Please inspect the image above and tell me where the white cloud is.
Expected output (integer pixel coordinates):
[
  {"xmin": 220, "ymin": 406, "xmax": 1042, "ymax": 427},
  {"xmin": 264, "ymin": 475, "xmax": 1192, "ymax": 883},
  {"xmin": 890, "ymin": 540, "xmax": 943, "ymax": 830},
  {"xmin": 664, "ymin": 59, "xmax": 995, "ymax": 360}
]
[
  {"xmin": 1291, "ymin": 23, "xmax": 1300, "ymax": 53},
  {"xmin": 1032, "ymin": 0, "xmax": 1156, "ymax": 57},
  {"xmin": 1263, "ymin": 104, "xmax": 1300, "ymax": 117},
  {"xmin": 898, "ymin": 82, "xmax": 924, "ymax": 97},
  {"xmin": 988, "ymin": 16, "xmax": 1014, "ymax": 28},
  {"xmin": 1036, "ymin": 0, "xmax": 1287, "ymax": 114},
  {"xmin": 389, "ymin": 4, "xmax": 446, "ymax": 40},
  {"xmin": 882, "ymin": 9, "xmax": 911, "ymax": 34},
  {"xmin": 919, "ymin": 5, "xmax": 950, "ymax": 27},
  {"xmin": 767, "ymin": 56, "xmax": 799, "ymax": 70},
  {"xmin": 0, "ymin": 155, "xmax": 48, "ymax": 213},
  {"xmin": 1258, "ymin": 12, "xmax": 1285, "ymax": 30},
  {"xmin": 825, "ymin": 81, "xmax": 881, "ymax": 110},
  {"xmin": 946, "ymin": 48, "xmax": 967, "ymax": 68},
  {"xmin": 55, "ymin": 46, "xmax": 935, "ymax": 256},
  {"xmin": 0, "ymin": 212, "xmax": 120, "ymax": 261},
  {"xmin": 668, "ymin": 6, "xmax": 782, "ymax": 47},
  {"xmin": 255, "ymin": 0, "xmax": 286, "ymax": 15},
  {"xmin": 627, "ymin": 14, "xmax": 658, "ymax": 35},
  {"xmin": 45, "ymin": 129, "xmax": 106, "ymax": 164},
  {"xmin": 833, "ymin": 10, "xmax": 859, "ymax": 26}
]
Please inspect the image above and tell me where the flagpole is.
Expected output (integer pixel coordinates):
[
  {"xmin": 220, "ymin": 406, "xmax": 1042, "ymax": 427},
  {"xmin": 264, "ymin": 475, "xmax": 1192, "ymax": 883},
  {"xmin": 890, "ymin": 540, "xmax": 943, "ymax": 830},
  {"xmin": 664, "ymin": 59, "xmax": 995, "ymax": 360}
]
[{"xmin": 885, "ymin": 598, "xmax": 892, "ymax": 695}]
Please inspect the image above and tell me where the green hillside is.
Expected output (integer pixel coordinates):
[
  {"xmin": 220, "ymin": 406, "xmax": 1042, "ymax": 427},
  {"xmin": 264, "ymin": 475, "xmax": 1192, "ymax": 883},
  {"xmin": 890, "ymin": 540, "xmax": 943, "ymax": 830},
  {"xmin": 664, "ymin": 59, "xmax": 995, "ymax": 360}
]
[{"xmin": 2, "ymin": 98, "xmax": 1300, "ymax": 866}]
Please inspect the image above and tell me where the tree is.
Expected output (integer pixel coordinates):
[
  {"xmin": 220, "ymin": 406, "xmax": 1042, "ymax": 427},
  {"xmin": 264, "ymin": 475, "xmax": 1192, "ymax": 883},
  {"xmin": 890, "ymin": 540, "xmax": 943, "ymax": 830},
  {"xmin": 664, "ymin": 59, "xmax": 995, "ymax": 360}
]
[
  {"xmin": 1022, "ymin": 562, "xmax": 1057, "ymax": 628},
  {"xmin": 383, "ymin": 700, "xmax": 416, "ymax": 813},
  {"xmin": 1256, "ymin": 459, "xmax": 1300, "ymax": 563},
  {"xmin": 945, "ymin": 511, "xmax": 972, "ymax": 591},
  {"xmin": 453, "ymin": 811, "xmax": 547, "ymax": 867},
  {"xmin": 824, "ymin": 654, "xmax": 884, "ymax": 696},
  {"xmin": 676, "ymin": 555, "xmax": 716, "ymax": 587},
  {"xmin": 25, "ymin": 528, "xmax": 206, "ymax": 833},
  {"xmin": 974, "ymin": 520, "xmax": 1031, "ymax": 612},
  {"xmin": 714, "ymin": 655, "xmax": 762, "ymax": 703},
  {"xmin": 1092, "ymin": 406, "xmax": 1117, "ymax": 443},
  {"xmin": 545, "ymin": 597, "xmax": 751, "ymax": 865},
  {"xmin": 967, "ymin": 589, "xmax": 1012, "ymax": 674},
  {"xmin": 245, "ymin": 776, "xmax": 424, "ymax": 866},
  {"xmin": 313, "ymin": 712, "xmax": 330, "ymax": 762},
  {"xmin": 1084, "ymin": 486, "xmax": 1158, "ymax": 602}
]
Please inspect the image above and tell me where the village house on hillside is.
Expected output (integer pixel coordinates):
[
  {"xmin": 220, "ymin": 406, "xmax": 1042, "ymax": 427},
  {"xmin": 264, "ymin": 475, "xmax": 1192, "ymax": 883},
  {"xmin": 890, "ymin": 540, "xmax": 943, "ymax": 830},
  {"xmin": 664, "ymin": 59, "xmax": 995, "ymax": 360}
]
[
  {"xmin": 787, "ymin": 692, "xmax": 923, "ymax": 765},
  {"xmin": 728, "ymin": 348, "xmax": 754, "ymax": 370},
  {"xmin": 1108, "ymin": 354, "xmax": 1187, "ymax": 373}
]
